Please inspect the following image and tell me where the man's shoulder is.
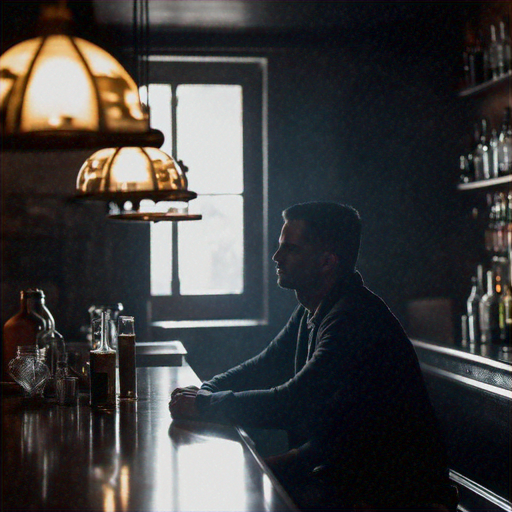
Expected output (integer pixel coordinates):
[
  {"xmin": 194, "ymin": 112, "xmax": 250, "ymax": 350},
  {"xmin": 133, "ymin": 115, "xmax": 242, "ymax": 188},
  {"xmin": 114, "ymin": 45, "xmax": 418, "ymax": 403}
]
[
  {"xmin": 329, "ymin": 284, "xmax": 383, "ymax": 313},
  {"xmin": 322, "ymin": 285, "xmax": 398, "ymax": 329}
]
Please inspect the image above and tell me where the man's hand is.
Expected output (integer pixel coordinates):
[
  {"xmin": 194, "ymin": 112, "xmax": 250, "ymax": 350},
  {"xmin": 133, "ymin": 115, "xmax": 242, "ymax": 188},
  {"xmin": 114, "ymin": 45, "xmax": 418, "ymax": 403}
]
[{"xmin": 169, "ymin": 386, "xmax": 200, "ymax": 420}]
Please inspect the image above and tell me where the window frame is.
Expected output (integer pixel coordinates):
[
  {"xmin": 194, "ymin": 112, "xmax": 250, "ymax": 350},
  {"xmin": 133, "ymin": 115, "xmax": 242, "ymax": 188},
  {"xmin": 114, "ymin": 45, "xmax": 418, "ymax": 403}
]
[{"xmin": 147, "ymin": 56, "xmax": 268, "ymax": 324}]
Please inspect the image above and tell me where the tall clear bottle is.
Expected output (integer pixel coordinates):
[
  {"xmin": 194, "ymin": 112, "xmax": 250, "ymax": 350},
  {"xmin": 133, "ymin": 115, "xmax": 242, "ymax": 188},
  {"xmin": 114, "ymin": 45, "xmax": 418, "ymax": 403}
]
[
  {"xmin": 475, "ymin": 118, "xmax": 491, "ymax": 180},
  {"xmin": 490, "ymin": 128, "xmax": 499, "ymax": 178},
  {"xmin": 489, "ymin": 24, "xmax": 502, "ymax": 79},
  {"xmin": 497, "ymin": 107, "xmax": 511, "ymax": 176},
  {"xmin": 479, "ymin": 270, "xmax": 500, "ymax": 344},
  {"xmin": 2, "ymin": 290, "xmax": 46, "ymax": 383},
  {"xmin": 472, "ymin": 122, "xmax": 484, "ymax": 181},
  {"xmin": 30, "ymin": 289, "xmax": 66, "ymax": 378},
  {"xmin": 27, "ymin": 289, "xmax": 53, "ymax": 331},
  {"xmin": 467, "ymin": 265, "xmax": 484, "ymax": 343},
  {"xmin": 90, "ymin": 310, "xmax": 117, "ymax": 408},
  {"xmin": 499, "ymin": 20, "xmax": 511, "ymax": 74}
]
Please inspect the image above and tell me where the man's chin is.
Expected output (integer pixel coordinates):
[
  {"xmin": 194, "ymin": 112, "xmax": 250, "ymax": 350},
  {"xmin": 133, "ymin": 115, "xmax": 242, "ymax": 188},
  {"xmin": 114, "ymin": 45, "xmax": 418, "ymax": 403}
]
[{"xmin": 277, "ymin": 276, "xmax": 294, "ymax": 290}]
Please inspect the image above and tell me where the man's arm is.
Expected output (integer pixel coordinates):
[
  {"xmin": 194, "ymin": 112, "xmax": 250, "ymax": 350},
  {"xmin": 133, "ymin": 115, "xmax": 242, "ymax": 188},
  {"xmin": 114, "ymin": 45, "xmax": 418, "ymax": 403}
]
[
  {"xmin": 201, "ymin": 306, "xmax": 303, "ymax": 393},
  {"xmin": 187, "ymin": 304, "xmax": 386, "ymax": 429},
  {"xmin": 170, "ymin": 306, "xmax": 303, "ymax": 418}
]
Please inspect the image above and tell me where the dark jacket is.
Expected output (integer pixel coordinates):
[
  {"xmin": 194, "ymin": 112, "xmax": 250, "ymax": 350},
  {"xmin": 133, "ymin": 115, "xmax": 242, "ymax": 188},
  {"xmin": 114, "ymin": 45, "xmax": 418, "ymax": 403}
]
[{"xmin": 196, "ymin": 272, "xmax": 454, "ymax": 509}]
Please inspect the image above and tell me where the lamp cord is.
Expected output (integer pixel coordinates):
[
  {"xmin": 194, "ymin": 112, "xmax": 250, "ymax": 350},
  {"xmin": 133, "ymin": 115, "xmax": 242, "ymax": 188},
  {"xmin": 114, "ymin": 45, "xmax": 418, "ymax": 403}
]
[{"xmin": 133, "ymin": 0, "xmax": 150, "ymax": 108}]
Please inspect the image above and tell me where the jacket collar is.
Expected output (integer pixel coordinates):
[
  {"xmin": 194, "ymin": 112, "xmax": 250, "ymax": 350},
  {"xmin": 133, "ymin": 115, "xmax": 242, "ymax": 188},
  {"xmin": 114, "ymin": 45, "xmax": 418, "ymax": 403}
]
[{"xmin": 307, "ymin": 271, "xmax": 364, "ymax": 328}]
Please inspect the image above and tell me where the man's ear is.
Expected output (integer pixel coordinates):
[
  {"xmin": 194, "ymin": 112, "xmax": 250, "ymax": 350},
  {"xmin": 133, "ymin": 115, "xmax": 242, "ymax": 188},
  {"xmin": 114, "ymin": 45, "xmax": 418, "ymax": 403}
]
[{"xmin": 320, "ymin": 252, "xmax": 338, "ymax": 272}]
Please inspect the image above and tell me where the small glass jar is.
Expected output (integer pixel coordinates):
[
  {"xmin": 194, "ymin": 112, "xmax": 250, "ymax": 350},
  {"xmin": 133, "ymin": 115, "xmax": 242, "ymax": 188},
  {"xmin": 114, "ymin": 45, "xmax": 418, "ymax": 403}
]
[{"xmin": 8, "ymin": 345, "xmax": 50, "ymax": 397}]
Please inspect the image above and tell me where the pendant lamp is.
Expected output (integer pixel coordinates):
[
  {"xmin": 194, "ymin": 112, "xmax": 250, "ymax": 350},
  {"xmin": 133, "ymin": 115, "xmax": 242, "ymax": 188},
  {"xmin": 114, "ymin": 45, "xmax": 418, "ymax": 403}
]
[
  {"xmin": 76, "ymin": 146, "xmax": 201, "ymax": 221},
  {"xmin": 75, "ymin": 0, "xmax": 201, "ymax": 223},
  {"xmin": 0, "ymin": 2, "xmax": 163, "ymax": 151}
]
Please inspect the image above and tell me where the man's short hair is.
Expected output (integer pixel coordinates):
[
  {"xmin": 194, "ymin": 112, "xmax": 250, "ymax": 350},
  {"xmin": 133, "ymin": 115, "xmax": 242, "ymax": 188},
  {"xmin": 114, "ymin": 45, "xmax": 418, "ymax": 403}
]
[{"xmin": 283, "ymin": 201, "xmax": 361, "ymax": 273}]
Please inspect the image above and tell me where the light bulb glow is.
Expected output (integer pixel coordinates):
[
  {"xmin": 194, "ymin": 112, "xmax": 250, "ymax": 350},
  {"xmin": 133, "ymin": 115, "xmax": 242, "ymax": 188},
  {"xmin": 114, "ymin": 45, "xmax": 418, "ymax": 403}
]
[
  {"xmin": 111, "ymin": 149, "xmax": 153, "ymax": 190},
  {"xmin": 23, "ymin": 47, "xmax": 98, "ymax": 130}
]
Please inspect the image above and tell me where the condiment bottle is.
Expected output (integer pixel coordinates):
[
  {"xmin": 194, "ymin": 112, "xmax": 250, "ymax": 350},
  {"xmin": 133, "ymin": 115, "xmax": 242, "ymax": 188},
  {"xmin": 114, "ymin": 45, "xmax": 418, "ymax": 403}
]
[
  {"xmin": 118, "ymin": 316, "xmax": 137, "ymax": 400},
  {"xmin": 90, "ymin": 310, "xmax": 117, "ymax": 408}
]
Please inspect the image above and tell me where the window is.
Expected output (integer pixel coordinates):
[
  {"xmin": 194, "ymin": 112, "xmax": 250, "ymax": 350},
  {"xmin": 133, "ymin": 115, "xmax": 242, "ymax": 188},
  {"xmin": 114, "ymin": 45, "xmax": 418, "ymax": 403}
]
[{"xmin": 146, "ymin": 57, "xmax": 268, "ymax": 324}]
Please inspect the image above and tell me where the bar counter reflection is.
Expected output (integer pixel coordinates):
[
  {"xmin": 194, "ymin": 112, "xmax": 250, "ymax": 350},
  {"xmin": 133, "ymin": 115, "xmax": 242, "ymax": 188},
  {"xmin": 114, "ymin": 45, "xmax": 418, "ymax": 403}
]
[{"xmin": 1, "ymin": 366, "xmax": 297, "ymax": 512}]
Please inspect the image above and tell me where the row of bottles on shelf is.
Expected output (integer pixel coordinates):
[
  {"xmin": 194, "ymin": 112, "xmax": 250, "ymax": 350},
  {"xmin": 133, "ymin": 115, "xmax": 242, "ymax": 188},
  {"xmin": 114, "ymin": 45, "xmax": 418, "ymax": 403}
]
[
  {"xmin": 459, "ymin": 107, "xmax": 512, "ymax": 184},
  {"xmin": 485, "ymin": 191, "xmax": 512, "ymax": 258},
  {"xmin": 464, "ymin": 262, "xmax": 511, "ymax": 347},
  {"xmin": 463, "ymin": 17, "xmax": 511, "ymax": 88}
]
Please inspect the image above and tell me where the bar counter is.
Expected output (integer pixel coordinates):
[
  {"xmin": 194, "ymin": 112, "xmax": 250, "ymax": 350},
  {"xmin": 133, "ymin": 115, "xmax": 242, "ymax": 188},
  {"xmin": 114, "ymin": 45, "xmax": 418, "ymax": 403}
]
[
  {"xmin": 412, "ymin": 339, "xmax": 512, "ymax": 510},
  {"xmin": 1, "ymin": 365, "xmax": 298, "ymax": 512}
]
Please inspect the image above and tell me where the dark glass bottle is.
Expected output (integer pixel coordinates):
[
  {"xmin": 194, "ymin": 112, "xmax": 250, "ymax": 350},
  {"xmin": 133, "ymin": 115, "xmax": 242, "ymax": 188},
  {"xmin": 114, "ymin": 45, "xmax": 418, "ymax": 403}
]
[
  {"xmin": 2, "ymin": 290, "xmax": 46, "ymax": 383},
  {"xmin": 90, "ymin": 310, "xmax": 117, "ymax": 408},
  {"xmin": 469, "ymin": 31, "xmax": 485, "ymax": 85}
]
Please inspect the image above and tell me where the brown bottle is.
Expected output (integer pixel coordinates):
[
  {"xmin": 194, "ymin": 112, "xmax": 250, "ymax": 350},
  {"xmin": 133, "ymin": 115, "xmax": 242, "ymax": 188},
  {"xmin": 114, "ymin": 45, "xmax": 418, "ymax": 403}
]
[{"xmin": 2, "ymin": 290, "xmax": 46, "ymax": 382}]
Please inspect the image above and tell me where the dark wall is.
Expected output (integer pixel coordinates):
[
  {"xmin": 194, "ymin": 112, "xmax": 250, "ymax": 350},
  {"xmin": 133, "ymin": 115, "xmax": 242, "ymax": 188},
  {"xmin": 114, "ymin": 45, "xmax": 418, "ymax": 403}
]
[{"xmin": 1, "ymin": 3, "xmax": 474, "ymax": 381}]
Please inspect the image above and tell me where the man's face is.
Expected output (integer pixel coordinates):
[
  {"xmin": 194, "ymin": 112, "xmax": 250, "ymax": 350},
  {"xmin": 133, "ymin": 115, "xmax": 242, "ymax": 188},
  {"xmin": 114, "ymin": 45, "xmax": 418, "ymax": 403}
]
[{"xmin": 272, "ymin": 219, "xmax": 324, "ymax": 291}]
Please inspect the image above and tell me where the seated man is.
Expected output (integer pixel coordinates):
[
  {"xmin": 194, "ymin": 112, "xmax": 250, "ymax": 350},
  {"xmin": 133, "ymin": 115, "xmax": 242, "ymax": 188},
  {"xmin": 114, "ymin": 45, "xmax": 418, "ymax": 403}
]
[{"xmin": 170, "ymin": 201, "xmax": 458, "ymax": 511}]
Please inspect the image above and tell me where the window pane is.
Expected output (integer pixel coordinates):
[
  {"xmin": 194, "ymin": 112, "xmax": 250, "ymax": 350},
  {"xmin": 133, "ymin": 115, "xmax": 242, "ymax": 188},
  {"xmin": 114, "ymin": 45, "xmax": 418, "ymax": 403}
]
[
  {"xmin": 177, "ymin": 85, "xmax": 243, "ymax": 194},
  {"xmin": 147, "ymin": 84, "xmax": 173, "ymax": 157},
  {"xmin": 179, "ymin": 195, "xmax": 243, "ymax": 295},
  {"xmin": 150, "ymin": 222, "xmax": 172, "ymax": 296}
]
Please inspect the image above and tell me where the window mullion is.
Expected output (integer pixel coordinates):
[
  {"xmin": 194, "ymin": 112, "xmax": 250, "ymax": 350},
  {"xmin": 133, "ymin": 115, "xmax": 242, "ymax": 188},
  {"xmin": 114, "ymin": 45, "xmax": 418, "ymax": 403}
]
[
  {"xmin": 171, "ymin": 221, "xmax": 180, "ymax": 295},
  {"xmin": 171, "ymin": 84, "xmax": 181, "ymax": 296}
]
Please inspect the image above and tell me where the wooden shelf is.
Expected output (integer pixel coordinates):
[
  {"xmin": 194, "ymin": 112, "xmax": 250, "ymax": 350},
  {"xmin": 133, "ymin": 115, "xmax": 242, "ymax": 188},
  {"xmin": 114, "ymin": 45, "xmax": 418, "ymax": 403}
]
[
  {"xmin": 457, "ymin": 175, "xmax": 512, "ymax": 191},
  {"xmin": 458, "ymin": 71, "xmax": 512, "ymax": 98}
]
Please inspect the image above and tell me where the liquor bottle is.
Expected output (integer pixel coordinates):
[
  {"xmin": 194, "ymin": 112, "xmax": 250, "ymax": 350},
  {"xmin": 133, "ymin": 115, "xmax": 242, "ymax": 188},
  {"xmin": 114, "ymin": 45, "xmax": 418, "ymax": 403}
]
[
  {"xmin": 507, "ymin": 191, "xmax": 512, "ymax": 256},
  {"xmin": 490, "ymin": 128, "xmax": 499, "ymax": 178},
  {"xmin": 494, "ymin": 193, "xmax": 507, "ymax": 256},
  {"xmin": 479, "ymin": 270, "xmax": 500, "ymax": 343},
  {"xmin": 90, "ymin": 310, "xmax": 117, "ymax": 408},
  {"xmin": 499, "ymin": 283, "xmax": 512, "ymax": 344},
  {"xmin": 471, "ymin": 122, "xmax": 484, "ymax": 181},
  {"xmin": 2, "ymin": 290, "xmax": 46, "ymax": 383},
  {"xmin": 485, "ymin": 196, "xmax": 498, "ymax": 253},
  {"xmin": 475, "ymin": 118, "xmax": 491, "ymax": 179},
  {"xmin": 470, "ymin": 31, "xmax": 486, "ymax": 84},
  {"xmin": 489, "ymin": 24, "xmax": 502, "ymax": 79},
  {"xmin": 467, "ymin": 265, "xmax": 484, "ymax": 343},
  {"xmin": 498, "ymin": 107, "xmax": 512, "ymax": 176},
  {"xmin": 118, "ymin": 316, "xmax": 137, "ymax": 400},
  {"xmin": 459, "ymin": 155, "xmax": 471, "ymax": 184},
  {"xmin": 499, "ymin": 20, "xmax": 511, "ymax": 73},
  {"xmin": 461, "ymin": 314, "xmax": 469, "ymax": 347}
]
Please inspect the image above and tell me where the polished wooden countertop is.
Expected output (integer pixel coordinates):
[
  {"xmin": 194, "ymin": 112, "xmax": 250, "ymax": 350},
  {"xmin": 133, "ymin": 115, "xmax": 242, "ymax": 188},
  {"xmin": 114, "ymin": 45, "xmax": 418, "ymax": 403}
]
[{"xmin": 1, "ymin": 365, "xmax": 298, "ymax": 512}]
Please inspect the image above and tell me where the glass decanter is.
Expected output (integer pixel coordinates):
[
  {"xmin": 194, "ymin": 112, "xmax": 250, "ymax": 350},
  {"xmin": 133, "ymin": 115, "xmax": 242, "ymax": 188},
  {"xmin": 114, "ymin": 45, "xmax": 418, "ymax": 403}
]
[{"xmin": 8, "ymin": 345, "xmax": 50, "ymax": 397}]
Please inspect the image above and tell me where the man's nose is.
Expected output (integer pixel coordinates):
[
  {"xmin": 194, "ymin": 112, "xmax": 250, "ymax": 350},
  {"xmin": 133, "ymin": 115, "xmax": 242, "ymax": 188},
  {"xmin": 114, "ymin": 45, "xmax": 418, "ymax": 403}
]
[{"xmin": 272, "ymin": 247, "xmax": 281, "ymax": 262}]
